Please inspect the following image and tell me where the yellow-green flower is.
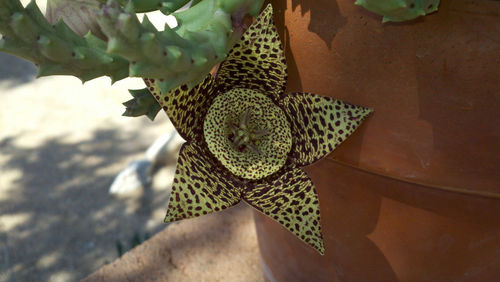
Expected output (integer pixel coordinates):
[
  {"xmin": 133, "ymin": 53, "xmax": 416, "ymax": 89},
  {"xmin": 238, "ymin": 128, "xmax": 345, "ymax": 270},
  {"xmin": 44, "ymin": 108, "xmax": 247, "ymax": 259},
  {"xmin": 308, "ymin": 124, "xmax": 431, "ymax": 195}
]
[{"xmin": 144, "ymin": 4, "xmax": 372, "ymax": 255}]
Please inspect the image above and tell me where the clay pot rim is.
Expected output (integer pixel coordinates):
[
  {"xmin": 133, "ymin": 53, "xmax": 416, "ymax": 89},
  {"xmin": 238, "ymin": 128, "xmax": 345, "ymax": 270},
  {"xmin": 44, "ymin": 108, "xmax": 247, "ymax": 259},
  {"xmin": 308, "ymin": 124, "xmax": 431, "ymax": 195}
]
[{"xmin": 324, "ymin": 157, "xmax": 500, "ymax": 200}]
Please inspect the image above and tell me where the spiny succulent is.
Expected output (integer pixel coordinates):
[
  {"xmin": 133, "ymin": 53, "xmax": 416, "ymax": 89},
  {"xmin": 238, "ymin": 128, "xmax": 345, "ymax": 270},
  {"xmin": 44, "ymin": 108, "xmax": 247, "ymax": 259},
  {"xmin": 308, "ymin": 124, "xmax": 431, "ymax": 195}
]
[
  {"xmin": 0, "ymin": 0, "xmax": 129, "ymax": 82},
  {"xmin": 122, "ymin": 88, "xmax": 162, "ymax": 120},
  {"xmin": 141, "ymin": 5, "xmax": 372, "ymax": 254},
  {"xmin": 0, "ymin": 0, "xmax": 264, "ymax": 90},
  {"xmin": 97, "ymin": 0, "xmax": 192, "ymax": 14},
  {"xmin": 355, "ymin": 0, "xmax": 440, "ymax": 22}
]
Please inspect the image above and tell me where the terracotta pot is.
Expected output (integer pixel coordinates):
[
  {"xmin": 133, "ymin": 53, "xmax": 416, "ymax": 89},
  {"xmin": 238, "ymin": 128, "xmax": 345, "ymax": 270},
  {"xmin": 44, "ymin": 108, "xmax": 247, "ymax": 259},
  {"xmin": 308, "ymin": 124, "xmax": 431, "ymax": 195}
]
[{"xmin": 255, "ymin": 0, "xmax": 500, "ymax": 281}]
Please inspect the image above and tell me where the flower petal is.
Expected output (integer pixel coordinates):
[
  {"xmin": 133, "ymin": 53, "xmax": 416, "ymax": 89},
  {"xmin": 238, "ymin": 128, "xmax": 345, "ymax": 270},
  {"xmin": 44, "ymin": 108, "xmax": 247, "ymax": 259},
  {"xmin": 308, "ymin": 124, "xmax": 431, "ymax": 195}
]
[
  {"xmin": 144, "ymin": 75, "xmax": 216, "ymax": 142},
  {"xmin": 216, "ymin": 4, "xmax": 287, "ymax": 101},
  {"xmin": 165, "ymin": 142, "xmax": 243, "ymax": 222},
  {"xmin": 243, "ymin": 168, "xmax": 324, "ymax": 254},
  {"xmin": 280, "ymin": 92, "xmax": 373, "ymax": 166}
]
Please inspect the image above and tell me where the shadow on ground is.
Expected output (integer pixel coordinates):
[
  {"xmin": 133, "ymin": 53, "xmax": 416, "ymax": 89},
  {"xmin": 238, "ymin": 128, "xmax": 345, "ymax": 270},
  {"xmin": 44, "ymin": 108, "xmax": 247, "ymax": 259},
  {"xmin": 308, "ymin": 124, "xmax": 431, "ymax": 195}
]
[
  {"xmin": 85, "ymin": 202, "xmax": 263, "ymax": 282},
  {"xmin": 0, "ymin": 53, "xmax": 37, "ymax": 88},
  {"xmin": 0, "ymin": 128, "xmax": 174, "ymax": 281}
]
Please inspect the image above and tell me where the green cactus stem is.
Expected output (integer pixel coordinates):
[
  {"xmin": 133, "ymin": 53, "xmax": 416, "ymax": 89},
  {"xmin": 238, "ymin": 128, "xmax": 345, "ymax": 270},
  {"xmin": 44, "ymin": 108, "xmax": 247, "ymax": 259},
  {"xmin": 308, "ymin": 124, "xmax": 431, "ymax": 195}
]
[
  {"xmin": 122, "ymin": 88, "xmax": 162, "ymax": 120},
  {"xmin": 97, "ymin": 0, "xmax": 192, "ymax": 14},
  {"xmin": 0, "ymin": 0, "xmax": 264, "ymax": 88},
  {"xmin": 99, "ymin": 0, "xmax": 262, "ymax": 15},
  {"xmin": 97, "ymin": 0, "xmax": 264, "ymax": 93},
  {"xmin": 0, "ymin": 0, "xmax": 129, "ymax": 82},
  {"xmin": 355, "ymin": 0, "xmax": 440, "ymax": 23}
]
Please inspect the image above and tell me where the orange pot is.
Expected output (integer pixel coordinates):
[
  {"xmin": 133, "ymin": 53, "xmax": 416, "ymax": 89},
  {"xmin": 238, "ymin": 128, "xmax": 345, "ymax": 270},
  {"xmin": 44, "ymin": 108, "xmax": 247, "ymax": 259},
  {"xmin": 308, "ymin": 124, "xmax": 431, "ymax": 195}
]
[{"xmin": 255, "ymin": 0, "xmax": 500, "ymax": 280}]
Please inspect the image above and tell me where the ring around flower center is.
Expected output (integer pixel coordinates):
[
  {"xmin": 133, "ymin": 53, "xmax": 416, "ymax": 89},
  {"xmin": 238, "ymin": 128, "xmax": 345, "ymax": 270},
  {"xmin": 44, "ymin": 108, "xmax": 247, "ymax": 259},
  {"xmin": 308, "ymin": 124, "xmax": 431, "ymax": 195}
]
[{"xmin": 204, "ymin": 88, "xmax": 292, "ymax": 180}]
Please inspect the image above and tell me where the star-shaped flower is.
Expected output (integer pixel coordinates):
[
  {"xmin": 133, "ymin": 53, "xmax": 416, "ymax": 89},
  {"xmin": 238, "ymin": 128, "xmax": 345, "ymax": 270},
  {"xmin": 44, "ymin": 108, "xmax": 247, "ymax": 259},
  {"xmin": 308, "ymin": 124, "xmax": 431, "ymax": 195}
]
[{"xmin": 143, "ymin": 4, "xmax": 372, "ymax": 255}]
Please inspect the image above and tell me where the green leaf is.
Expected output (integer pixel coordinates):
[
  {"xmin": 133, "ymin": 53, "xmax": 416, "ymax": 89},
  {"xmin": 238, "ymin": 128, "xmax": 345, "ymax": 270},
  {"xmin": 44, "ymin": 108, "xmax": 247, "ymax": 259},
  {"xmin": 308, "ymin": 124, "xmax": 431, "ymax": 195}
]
[
  {"xmin": 121, "ymin": 88, "xmax": 161, "ymax": 121},
  {"xmin": 354, "ymin": 0, "xmax": 439, "ymax": 23}
]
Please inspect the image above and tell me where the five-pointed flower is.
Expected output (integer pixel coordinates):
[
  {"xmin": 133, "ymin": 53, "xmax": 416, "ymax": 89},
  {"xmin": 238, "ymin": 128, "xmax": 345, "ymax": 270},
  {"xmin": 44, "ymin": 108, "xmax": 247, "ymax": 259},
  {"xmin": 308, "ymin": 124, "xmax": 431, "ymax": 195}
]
[{"xmin": 143, "ymin": 4, "xmax": 372, "ymax": 255}]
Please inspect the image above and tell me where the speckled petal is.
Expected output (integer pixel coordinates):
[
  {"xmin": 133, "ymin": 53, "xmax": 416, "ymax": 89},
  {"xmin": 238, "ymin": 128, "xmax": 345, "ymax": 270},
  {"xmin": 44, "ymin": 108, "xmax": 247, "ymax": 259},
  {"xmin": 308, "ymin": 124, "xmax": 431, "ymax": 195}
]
[
  {"xmin": 216, "ymin": 4, "xmax": 287, "ymax": 101},
  {"xmin": 144, "ymin": 76, "xmax": 216, "ymax": 142},
  {"xmin": 244, "ymin": 168, "xmax": 324, "ymax": 254},
  {"xmin": 280, "ymin": 92, "xmax": 373, "ymax": 166},
  {"xmin": 165, "ymin": 142, "xmax": 243, "ymax": 222}
]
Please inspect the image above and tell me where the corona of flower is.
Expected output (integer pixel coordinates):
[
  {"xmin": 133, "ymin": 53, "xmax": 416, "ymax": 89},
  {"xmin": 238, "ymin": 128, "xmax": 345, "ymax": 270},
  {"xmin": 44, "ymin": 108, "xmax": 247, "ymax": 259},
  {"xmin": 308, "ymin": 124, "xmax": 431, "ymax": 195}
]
[{"xmin": 143, "ymin": 4, "xmax": 372, "ymax": 254}]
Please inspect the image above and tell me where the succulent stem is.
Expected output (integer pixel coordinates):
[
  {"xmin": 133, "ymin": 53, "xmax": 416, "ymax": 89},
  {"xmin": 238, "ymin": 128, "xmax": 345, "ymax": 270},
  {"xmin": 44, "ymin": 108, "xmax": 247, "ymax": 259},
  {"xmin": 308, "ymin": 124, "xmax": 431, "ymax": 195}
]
[
  {"xmin": 0, "ymin": 0, "xmax": 264, "ymax": 89},
  {"xmin": 96, "ymin": 0, "xmax": 191, "ymax": 13},
  {"xmin": 98, "ymin": 0, "xmax": 263, "ymax": 92},
  {"xmin": 0, "ymin": 0, "xmax": 129, "ymax": 82},
  {"xmin": 122, "ymin": 87, "xmax": 162, "ymax": 120}
]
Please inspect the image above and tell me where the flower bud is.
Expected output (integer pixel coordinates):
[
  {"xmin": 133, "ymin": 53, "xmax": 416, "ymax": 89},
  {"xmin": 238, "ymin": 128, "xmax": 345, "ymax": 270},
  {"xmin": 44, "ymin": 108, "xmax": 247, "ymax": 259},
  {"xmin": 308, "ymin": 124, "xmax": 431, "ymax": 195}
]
[{"xmin": 46, "ymin": 0, "xmax": 106, "ymax": 39}]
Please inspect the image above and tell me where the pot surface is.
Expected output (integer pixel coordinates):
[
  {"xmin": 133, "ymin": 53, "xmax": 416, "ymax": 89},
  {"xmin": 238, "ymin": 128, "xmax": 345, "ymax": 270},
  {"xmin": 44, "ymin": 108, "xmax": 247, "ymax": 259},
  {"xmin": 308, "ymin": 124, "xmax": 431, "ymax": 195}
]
[
  {"xmin": 273, "ymin": 0, "xmax": 500, "ymax": 195},
  {"xmin": 255, "ymin": 160, "xmax": 500, "ymax": 281},
  {"xmin": 256, "ymin": 0, "xmax": 500, "ymax": 280}
]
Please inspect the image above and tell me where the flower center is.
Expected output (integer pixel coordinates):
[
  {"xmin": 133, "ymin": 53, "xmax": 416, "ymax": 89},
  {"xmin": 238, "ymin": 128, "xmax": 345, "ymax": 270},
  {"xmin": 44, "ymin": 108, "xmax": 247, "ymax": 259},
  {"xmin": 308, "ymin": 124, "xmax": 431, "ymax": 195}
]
[
  {"xmin": 227, "ymin": 109, "xmax": 270, "ymax": 154},
  {"xmin": 203, "ymin": 88, "xmax": 292, "ymax": 180}
]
